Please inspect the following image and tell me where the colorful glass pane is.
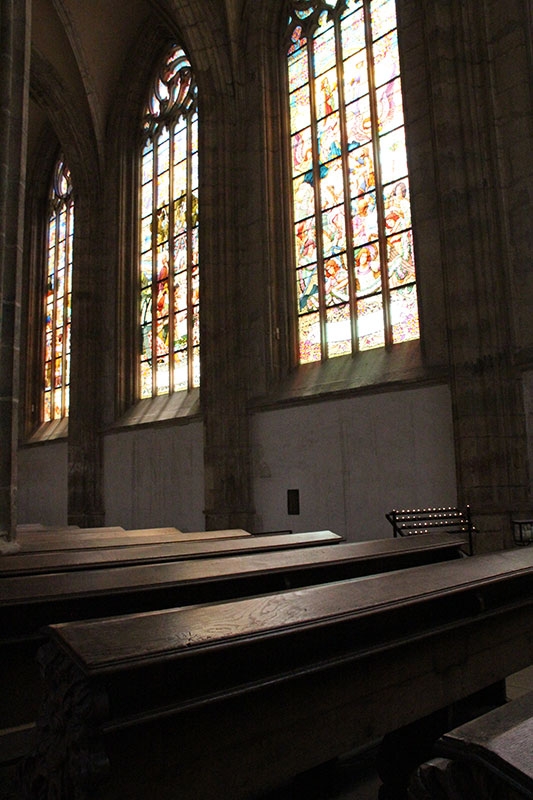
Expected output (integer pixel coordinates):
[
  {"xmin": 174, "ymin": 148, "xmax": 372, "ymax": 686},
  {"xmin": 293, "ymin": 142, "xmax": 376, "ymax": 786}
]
[
  {"xmin": 141, "ymin": 44, "xmax": 199, "ymax": 395},
  {"xmin": 298, "ymin": 264, "xmax": 320, "ymax": 312},
  {"xmin": 383, "ymin": 178, "xmax": 411, "ymax": 233},
  {"xmin": 351, "ymin": 192, "xmax": 378, "ymax": 245},
  {"xmin": 376, "ymin": 77, "xmax": 404, "ymax": 134},
  {"xmin": 173, "ymin": 349, "xmax": 188, "ymax": 391},
  {"xmin": 379, "ymin": 126, "xmax": 408, "ymax": 184},
  {"xmin": 173, "ymin": 160, "xmax": 187, "ymax": 197},
  {"xmin": 354, "ymin": 242, "xmax": 381, "ymax": 296},
  {"xmin": 42, "ymin": 156, "xmax": 73, "ymax": 421},
  {"xmin": 292, "ymin": 127, "xmax": 314, "ymax": 175},
  {"xmin": 346, "ymin": 97, "xmax": 372, "ymax": 148},
  {"xmin": 293, "ymin": 174, "xmax": 316, "ymax": 221},
  {"xmin": 348, "ymin": 145, "xmax": 376, "ymax": 197},
  {"xmin": 373, "ymin": 29, "xmax": 399, "ymax": 87},
  {"xmin": 313, "ymin": 29, "xmax": 336, "ymax": 78},
  {"xmin": 315, "ymin": 67, "xmax": 339, "ymax": 118},
  {"xmin": 390, "ymin": 284, "xmax": 420, "ymax": 342},
  {"xmin": 319, "ymin": 158, "xmax": 344, "ymax": 210},
  {"xmin": 343, "ymin": 52, "xmax": 369, "ymax": 104},
  {"xmin": 288, "ymin": 0, "xmax": 417, "ymax": 362},
  {"xmin": 290, "ymin": 85, "xmax": 312, "ymax": 133},
  {"xmin": 322, "ymin": 204, "xmax": 347, "ymax": 256},
  {"xmin": 340, "ymin": 7, "xmax": 366, "ymax": 57},
  {"xmin": 174, "ymin": 270, "xmax": 188, "ymax": 312},
  {"xmin": 326, "ymin": 304, "xmax": 352, "ymax": 357},
  {"xmin": 157, "ymin": 132, "xmax": 170, "ymax": 173},
  {"xmin": 357, "ymin": 293, "xmax": 385, "ymax": 349},
  {"xmin": 317, "ymin": 113, "xmax": 342, "ymax": 165},
  {"xmin": 295, "ymin": 217, "xmax": 317, "ymax": 266},
  {"xmin": 298, "ymin": 311, "xmax": 322, "ymax": 363},
  {"xmin": 370, "ymin": 0, "xmax": 397, "ymax": 39},
  {"xmin": 288, "ymin": 24, "xmax": 307, "ymax": 56},
  {"xmin": 289, "ymin": 52, "xmax": 309, "ymax": 93},
  {"xmin": 324, "ymin": 254, "xmax": 349, "ymax": 306},
  {"xmin": 387, "ymin": 229, "xmax": 415, "ymax": 287}
]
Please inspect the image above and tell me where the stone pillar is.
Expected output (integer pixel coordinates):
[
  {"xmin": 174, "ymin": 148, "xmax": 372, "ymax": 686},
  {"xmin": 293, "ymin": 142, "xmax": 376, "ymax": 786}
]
[
  {"xmin": 422, "ymin": 0, "xmax": 530, "ymax": 549},
  {"xmin": 201, "ymin": 93, "xmax": 256, "ymax": 532},
  {"xmin": 0, "ymin": 0, "xmax": 31, "ymax": 539}
]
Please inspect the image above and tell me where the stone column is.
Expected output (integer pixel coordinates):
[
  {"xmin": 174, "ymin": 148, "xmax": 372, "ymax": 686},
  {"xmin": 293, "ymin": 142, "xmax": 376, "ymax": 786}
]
[
  {"xmin": 0, "ymin": 0, "xmax": 31, "ymax": 540},
  {"xmin": 201, "ymin": 93, "xmax": 256, "ymax": 532},
  {"xmin": 422, "ymin": 0, "xmax": 530, "ymax": 549}
]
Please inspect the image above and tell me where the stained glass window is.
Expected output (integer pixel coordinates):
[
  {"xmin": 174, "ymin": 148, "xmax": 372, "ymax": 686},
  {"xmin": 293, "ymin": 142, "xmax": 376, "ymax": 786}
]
[
  {"xmin": 43, "ymin": 156, "xmax": 73, "ymax": 421},
  {"xmin": 139, "ymin": 44, "xmax": 199, "ymax": 398},
  {"xmin": 287, "ymin": 0, "xmax": 419, "ymax": 364}
]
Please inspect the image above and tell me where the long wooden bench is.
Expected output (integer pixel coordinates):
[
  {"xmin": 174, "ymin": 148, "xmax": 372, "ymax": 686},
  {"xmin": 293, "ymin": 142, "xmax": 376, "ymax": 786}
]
[
  {"xmin": 19, "ymin": 548, "xmax": 533, "ymax": 799},
  {"xmin": 410, "ymin": 690, "xmax": 533, "ymax": 798},
  {"xmin": 0, "ymin": 530, "xmax": 342, "ymax": 576},
  {"xmin": 386, "ymin": 505, "xmax": 476, "ymax": 555},
  {"xmin": 12, "ymin": 527, "xmax": 251, "ymax": 552},
  {"xmin": 0, "ymin": 533, "xmax": 465, "ymax": 732}
]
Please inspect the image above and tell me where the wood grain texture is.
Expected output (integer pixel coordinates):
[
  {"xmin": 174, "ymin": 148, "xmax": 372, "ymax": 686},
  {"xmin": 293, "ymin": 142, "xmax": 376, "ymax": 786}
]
[{"xmin": 0, "ymin": 530, "xmax": 342, "ymax": 575}]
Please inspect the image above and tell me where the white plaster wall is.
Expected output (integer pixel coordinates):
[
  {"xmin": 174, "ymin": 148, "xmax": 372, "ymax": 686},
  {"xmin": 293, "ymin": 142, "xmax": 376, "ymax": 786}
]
[
  {"xmin": 18, "ymin": 442, "xmax": 68, "ymax": 526},
  {"xmin": 103, "ymin": 421, "xmax": 205, "ymax": 531},
  {"xmin": 252, "ymin": 384, "xmax": 457, "ymax": 540}
]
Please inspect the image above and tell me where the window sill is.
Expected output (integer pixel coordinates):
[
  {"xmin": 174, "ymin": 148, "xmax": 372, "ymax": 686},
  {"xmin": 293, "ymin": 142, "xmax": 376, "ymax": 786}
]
[
  {"xmin": 23, "ymin": 418, "xmax": 69, "ymax": 445},
  {"xmin": 249, "ymin": 341, "xmax": 447, "ymax": 410},
  {"xmin": 108, "ymin": 389, "xmax": 201, "ymax": 432}
]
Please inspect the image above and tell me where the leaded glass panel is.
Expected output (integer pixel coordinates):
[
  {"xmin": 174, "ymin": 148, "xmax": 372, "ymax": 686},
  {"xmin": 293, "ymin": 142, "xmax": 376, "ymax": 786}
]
[
  {"xmin": 140, "ymin": 44, "xmax": 199, "ymax": 397},
  {"xmin": 287, "ymin": 0, "xmax": 418, "ymax": 363},
  {"xmin": 43, "ymin": 157, "xmax": 73, "ymax": 421}
]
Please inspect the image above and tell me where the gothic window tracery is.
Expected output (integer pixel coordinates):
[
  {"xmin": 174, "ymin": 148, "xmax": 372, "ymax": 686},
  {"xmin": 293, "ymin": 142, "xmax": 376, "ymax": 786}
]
[{"xmin": 139, "ymin": 44, "xmax": 199, "ymax": 397}]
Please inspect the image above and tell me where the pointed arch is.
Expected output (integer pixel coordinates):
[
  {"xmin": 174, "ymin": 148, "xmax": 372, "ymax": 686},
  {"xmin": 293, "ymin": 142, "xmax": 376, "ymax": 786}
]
[{"xmin": 139, "ymin": 42, "xmax": 200, "ymax": 397}]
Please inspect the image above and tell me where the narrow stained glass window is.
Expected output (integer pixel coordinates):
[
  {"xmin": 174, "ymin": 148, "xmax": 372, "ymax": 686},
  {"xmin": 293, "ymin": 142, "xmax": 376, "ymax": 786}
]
[
  {"xmin": 287, "ymin": 0, "xmax": 419, "ymax": 364},
  {"xmin": 140, "ymin": 44, "xmax": 199, "ymax": 398},
  {"xmin": 43, "ymin": 156, "xmax": 73, "ymax": 421}
]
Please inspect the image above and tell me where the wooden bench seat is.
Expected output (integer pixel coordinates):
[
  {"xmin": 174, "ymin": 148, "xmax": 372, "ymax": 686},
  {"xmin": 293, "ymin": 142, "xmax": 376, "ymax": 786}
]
[
  {"xmin": 19, "ymin": 548, "xmax": 533, "ymax": 799},
  {"xmin": 11, "ymin": 527, "xmax": 251, "ymax": 553},
  {"xmin": 410, "ymin": 690, "xmax": 533, "ymax": 798},
  {"xmin": 0, "ymin": 530, "xmax": 342, "ymax": 576},
  {"xmin": 386, "ymin": 506, "xmax": 476, "ymax": 555},
  {"xmin": 0, "ymin": 533, "xmax": 464, "ymax": 731}
]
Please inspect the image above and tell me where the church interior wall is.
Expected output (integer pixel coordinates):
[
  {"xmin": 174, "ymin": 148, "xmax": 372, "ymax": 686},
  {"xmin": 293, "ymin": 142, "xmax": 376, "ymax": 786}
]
[
  {"xmin": 251, "ymin": 384, "xmax": 457, "ymax": 540},
  {"xmin": 17, "ymin": 441, "xmax": 68, "ymax": 527},
  {"xmin": 5, "ymin": 0, "xmax": 533, "ymax": 540},
  {"xmin": 102, "ymin": 422, "xmax": 205, "ymax": 532}
]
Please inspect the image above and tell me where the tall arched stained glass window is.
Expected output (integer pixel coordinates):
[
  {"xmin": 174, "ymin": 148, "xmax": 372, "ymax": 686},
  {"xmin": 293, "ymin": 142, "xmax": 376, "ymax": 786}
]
[
  {"xmin": 287, "ymin": 0, "xmax": 419, "ymax": 364},
  {"xmin": 140, "ymin": 44, "xmax": 199, "ymax": 398},
  {"xmin": 43, "ymin": 156, "xmax": 73, "ymax": 421}
]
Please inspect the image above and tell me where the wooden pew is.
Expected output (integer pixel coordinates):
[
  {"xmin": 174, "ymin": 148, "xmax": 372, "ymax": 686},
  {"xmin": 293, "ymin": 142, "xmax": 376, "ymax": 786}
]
[
  {"xmin": 0, "ymin": 533, "xmax": 464, "ymax": 733},
  {"xmin": 410, "ymin": 690, "xmax": 533, "ymax": 798},
  {"xmin": 12, "ymin": 527, "xmax": 251, "ymax": 552},
  {"xmin": 0, "ymin": 530, "xmax": 342, "ymax": 576},
  {"xmin": 19, "ymin": 548, "xmax": 533, "ymax": 799}
]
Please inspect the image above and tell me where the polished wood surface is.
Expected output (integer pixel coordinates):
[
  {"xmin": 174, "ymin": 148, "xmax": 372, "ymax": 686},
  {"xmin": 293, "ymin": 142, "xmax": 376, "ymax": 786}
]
[
  {"xmin": 0, "ymin": 533, "xmax": 459, "ymax": 731},
  {"xmin": 0, "ymin": 530, "xmax": 342, "ymax": 575},
  {"xmin": 0, "ymin": 533, "xmax": 465, "ymax": 620},
  {"xmin": 12, "ymin": 526, "xmax": 251, "ymax": 552},
  {"xmin": 436, "ymin": 690, "xmax": 533, "ymax": 795},
  {"xmin": 21, "ymin": 548, "xmax": 533, "ymax": 799}
]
